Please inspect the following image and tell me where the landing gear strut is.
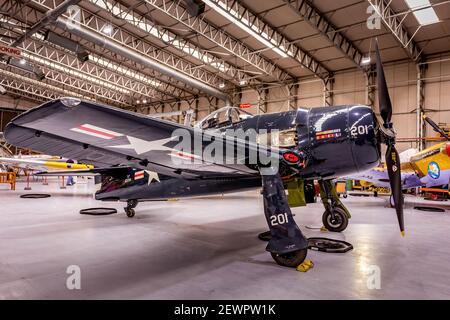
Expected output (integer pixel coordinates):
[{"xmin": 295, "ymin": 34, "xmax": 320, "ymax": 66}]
[
  {"xmin": 261, "ymin": 173, "xmax": 308, "ymax": 268},
  {"xmin": 124, "ymin": 199, "xmax": 138, "ymax": 218},
  {"xmin": 319, "ymin": 180, "xmax": 350, "ymax": 232}
]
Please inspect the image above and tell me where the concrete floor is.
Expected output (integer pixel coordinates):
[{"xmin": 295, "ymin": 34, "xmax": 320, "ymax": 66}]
[{"xmin": 1, "ymin": 178, "xmax": 450, "ymax": 299}]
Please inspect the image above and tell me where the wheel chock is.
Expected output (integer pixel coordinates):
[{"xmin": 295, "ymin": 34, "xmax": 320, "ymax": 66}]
[
  {"xmin": 320, "ymin": 226, "xmax": 329, "ymax": 232},
  {"xmin": 296, "ymin": 259, "xmax": 314, "ymax": 272}
]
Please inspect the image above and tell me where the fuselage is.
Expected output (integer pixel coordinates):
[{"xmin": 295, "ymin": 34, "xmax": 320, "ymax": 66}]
[{"xmin": 96, "ymin": 104, "xmax": 382, "ymax": 202}]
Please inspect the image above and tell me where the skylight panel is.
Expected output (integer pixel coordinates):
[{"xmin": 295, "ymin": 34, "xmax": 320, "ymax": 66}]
[{"xmin": 405, "ymin": 0, "xmax": 440, "ymax": 25}]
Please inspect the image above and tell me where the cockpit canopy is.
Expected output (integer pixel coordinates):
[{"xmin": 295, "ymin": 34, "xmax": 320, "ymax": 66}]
[{"xmin": 195, "ymin": 106, "xmax": 254, "ymax": 130}]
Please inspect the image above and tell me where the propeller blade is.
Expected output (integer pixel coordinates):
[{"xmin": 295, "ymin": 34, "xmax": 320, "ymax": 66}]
[
  {"xmin": 385, "ymin": 144, "xmax": 405, "ymax": 236},
  {"xmin": 375, "ymin": 41, "xmax": 393, "ymax": 125},
  {"xmin": 423, "ymin": 116, "xmax": 450, "ymax": 141}
]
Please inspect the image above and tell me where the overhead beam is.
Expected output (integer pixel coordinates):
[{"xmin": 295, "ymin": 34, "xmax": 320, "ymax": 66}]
[
  {"xmin": 140, "ymin": 0, "xmax": 293, "ymax": 82},
  {"xmin": 284, "ymin": 0, "xmax": 364, "ymax": 69},
  {"xmin": 54, "ymin": 16, "xmax": 230, "ymax": 103},
  {"xmin": 88, "ymin": 0, "xmax": 251, "ymax": 86},
  {"xmin": 0, "ymin": 67, "xmax": 87, "ymax": 102},
  {"xmin": 367, "ymin": 0, "xmax": 422, "ymax": 61},
  {"xmin": 29, "ymin": 0, "xmax": 231, "ymax": 103},
  {"xmin": 203, "ymin": 0, "xmax": 330, "ymax": 78},
  {"xmin": 10, "ymin": 0, "xmax": 80, "ymax": 47}
]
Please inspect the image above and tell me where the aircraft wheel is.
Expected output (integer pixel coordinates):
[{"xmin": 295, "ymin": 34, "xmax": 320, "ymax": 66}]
[
  {"xmin": 125, "ymin": 208, "xmax": 135, "ymax": 218},
  {"xmin": 271, "ymin": 248, "xmax": 308, "ymax": 268},
  {"xmin": 322, "ymin": 207, "xmax": 348, "ymax": 232}
]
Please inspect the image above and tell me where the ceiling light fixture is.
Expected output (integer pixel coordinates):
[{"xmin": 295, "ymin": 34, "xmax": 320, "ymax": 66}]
[
  {"xmin": 101, "ymin": 24, "xmax": 113, "ymax": 35},
  {"xmin": 361, "ymin": 55, "xmax": 371, "ymax": 65},
  {"xmin": 202, "ymin": 0, "xmax": 289, "ymax": 58}
]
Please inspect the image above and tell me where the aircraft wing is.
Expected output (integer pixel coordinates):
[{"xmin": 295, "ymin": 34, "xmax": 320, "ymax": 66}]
[
  {"xmin": 4, "ymin": 99, "xmax": 280, "ymax": 179},
  {"xmin": 345, "ymin": 168, "xmax": 422, "ymax": 190}
]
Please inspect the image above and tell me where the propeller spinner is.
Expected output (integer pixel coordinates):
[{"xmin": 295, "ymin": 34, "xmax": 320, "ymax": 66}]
[{"xmin": 375, "ymin": 41, "xmax": 405, "ymax": 236}]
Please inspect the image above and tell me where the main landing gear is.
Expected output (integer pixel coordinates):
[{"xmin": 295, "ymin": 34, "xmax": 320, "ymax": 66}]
[
  {"xmin": 261, "ymin": 173, "xmax": 308, "ymax": 268},
  {"xmin": 319, "ymin": 180, "xmax": 350, "ymax": 232},
  {"xmin": 124, "ymin": 199, "xmax": 138, "ymax": 218}
]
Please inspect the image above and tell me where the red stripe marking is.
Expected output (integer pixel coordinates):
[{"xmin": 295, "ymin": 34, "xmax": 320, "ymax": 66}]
[
  {"xmin": 176, "ymin": 152, "xmax": 195, "ymax": 159},
  {"xmin": 79, "ymin": 125, "xmax": 117, "ymax": 138}
]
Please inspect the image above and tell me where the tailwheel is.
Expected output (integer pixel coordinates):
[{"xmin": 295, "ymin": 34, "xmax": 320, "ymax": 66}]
[
  {"xmin": 270, "ymin": 248, "xmax": 308, "ymax": 268},
  {"xmin": 125, "ymin": 208, "xmax": 135, "ymax": 218},
  {"xmin": 322, "ymin": 207, "xmax": 349, "ymax": 232},
  {"xmin": 124, "ymin": 199, "xmax": 138, "ymax": 218}
]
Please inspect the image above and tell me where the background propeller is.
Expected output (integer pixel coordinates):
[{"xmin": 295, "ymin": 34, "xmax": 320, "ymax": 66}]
[
  {"xmin": 375, "ymin": 40, "xmax": 405, "ymax": 236},
  {"xmin": 423, "ymin": 116, "xmax": 450, "ymax": 141}
]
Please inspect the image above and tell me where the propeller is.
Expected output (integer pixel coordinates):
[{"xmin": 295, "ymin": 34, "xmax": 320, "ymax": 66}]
[
  {"xmin": 423, "ymin": 116, "xmax": 450, "ymax": 141},
  {"xmin": 375, "ymin": 41, "xmax": 405, "ymax": 236}
]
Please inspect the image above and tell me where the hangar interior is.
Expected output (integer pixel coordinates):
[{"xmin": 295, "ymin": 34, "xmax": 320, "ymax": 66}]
[{"xmin": 1, "ymin": 0, "xmax": 450, "ymax": 299}]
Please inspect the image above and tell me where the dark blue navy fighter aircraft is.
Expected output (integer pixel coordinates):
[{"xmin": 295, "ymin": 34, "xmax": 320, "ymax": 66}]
[{"xmin": 4, "ymin": 44, "xmax": 404, "ymax": 267}]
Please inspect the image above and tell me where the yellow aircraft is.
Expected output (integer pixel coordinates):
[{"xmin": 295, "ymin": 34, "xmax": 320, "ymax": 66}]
[
  {"xmin": 0, "ymin": 156, "xmax": 93, "ymax": 172},
  {"xmin": 349, "ymin": 116, "xmax": 450, "ymax": 192}
]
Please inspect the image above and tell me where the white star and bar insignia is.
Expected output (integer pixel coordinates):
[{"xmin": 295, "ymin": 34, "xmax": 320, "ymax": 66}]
[
  {"xmin": 134, "ymin": 170, "xmax": 160, "ymax": 185},
  {"xmin": 109, "ymin": 136, "xmax": 175, "ymax": 155}
]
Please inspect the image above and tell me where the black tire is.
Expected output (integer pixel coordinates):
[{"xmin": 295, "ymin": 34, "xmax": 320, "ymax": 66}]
[
  {"xmin": 80, "ymin": 207, "xmax": 117, "ymax": 215},
  {"xmin": 125, "ymin": 208, "xmax": 135, "ymax": 218},
  {"xmin": 322, "ymin": 207, "xmax": 349, "ymax": 232},
  {"xmin": 270, "ymin": 248, "xmax": 308, "ymax": 268},
  {"xmin": 20, "ymin": 194, "xmax": 51, "ymax": 199},
  {"xmin": 343, "ymin": 194, "xmax": 348, "ymax": 198}
]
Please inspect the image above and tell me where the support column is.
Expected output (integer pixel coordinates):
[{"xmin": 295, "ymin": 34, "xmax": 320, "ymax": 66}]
[
  {"xmin": 365, "ymin": 65, "xmax": 376, "ymax": 108},
  {"xmin": 323, "ymin": 75, "xmax": 334, "ymax": 106},
  {"xmin": 194, "ymin": 95, "xmax": 199, "ymax": 124},
  {"xmin": 232, "ymin": 88, "xmax": 242, "ymax": 107},
  {"xmin": 257, "ymin": 85, "xmax": 269, "ymax": 114},
  {"xmin": 417, "ymin": 63, "xmax": 426, "ymax": 150},
  {"xmin": 288, "ymin": 81, "xmax": 299, "ymax": 110},
  {"xmin": 215, "ymin": 97, "xmax": 219, "ymax": 111},
  {"xmin": 177, "ymin": 100, "xmax": 181, "ymax": 124}
]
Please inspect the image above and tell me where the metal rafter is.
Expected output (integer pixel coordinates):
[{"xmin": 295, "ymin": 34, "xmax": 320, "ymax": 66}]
[
  {"xmin": 367, "ymin": 0, "xmax": 422, "ymax": 61},
  {"xmin": 0, "ymin": 0, "xmax": 195, "ymax": 105},
  {"xmin": 206, "ymin": 0, "xmax": 330, "ymax": 78},
  {"xmin": 0, "ymin": 31, "xmax": 133, "ymax": 106},
  {"xmin": 284, "ymin": 0, "xmax": 364, "ymax": 69},
  {"xmin": 28, "ymin": 0, "xmax": 230, "ymax": 95},
  {"xmin": 0, "ymin": 66, "xmax": 87, "ymax": 102},
  {"xmin": 88, "ymin": 0, "xmax": 252, "ymax": 86},
  {"xmin": 140, "ymin": 0, "xmax": 292, "ymax": 82}
]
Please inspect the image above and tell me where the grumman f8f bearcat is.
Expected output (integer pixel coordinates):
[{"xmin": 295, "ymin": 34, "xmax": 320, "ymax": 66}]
[{"xmin": 4, "ymin": 43, "xmax": 405, "ymax": 268}]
